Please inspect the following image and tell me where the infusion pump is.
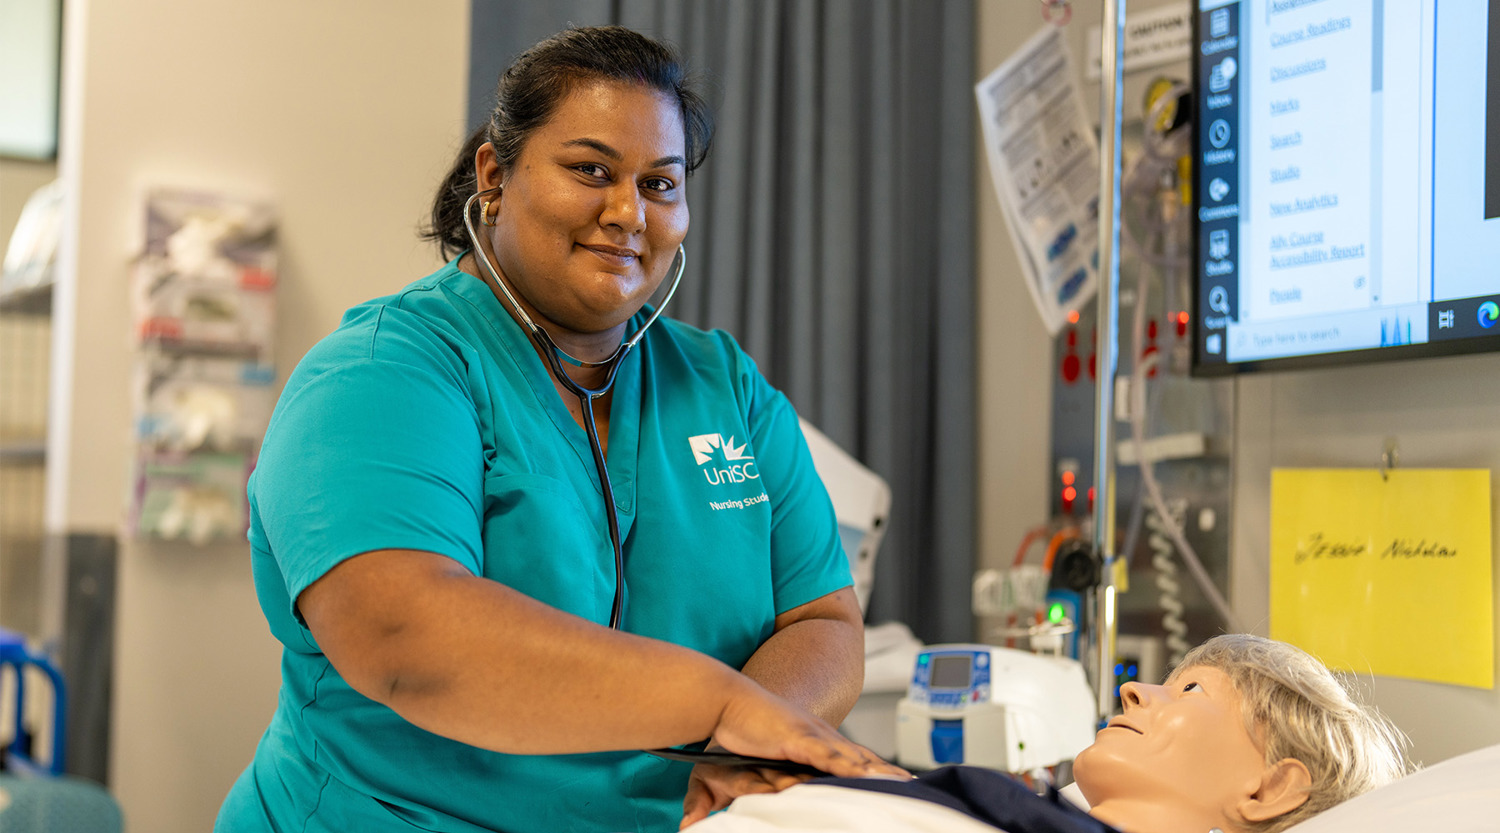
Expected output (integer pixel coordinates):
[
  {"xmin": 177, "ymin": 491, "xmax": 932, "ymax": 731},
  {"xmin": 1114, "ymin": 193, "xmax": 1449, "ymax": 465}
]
[{"xmin": 895, "ymin": 644, "xmax": 1097, "ymax": 773}]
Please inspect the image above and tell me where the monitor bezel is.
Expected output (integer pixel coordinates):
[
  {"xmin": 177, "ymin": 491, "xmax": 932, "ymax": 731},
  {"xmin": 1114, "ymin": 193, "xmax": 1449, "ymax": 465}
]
[{"xmin": 1188, "ymin": 2, "xmax": 1500, "ymax": 377}]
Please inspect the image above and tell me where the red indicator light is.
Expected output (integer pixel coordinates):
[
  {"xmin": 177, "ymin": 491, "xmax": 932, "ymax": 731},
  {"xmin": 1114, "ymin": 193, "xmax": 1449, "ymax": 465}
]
[
  {"xmin": 1062, "ymin": 471, "xmax": 1075, "ymax": 485},
  {"xmin": 1063, "ymin": 486, "xmax": 1077, "ymax": 501},
  {"xmin": 1067, "ymin": 309, "xmax": 1080, "ymax": 324}
]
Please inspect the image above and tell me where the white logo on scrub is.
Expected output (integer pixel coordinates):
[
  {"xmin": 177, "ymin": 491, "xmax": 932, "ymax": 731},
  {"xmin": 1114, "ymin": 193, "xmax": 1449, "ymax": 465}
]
[{"xmin": 688, "ymin": 433, "xmax": 760, "ymax": 485}]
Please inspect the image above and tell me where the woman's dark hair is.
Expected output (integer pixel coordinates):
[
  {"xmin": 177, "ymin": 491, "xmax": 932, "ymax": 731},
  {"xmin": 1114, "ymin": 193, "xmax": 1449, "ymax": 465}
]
[{"xmin": 423, "ymin": 25, "xmax": 715, "ymax": 259}]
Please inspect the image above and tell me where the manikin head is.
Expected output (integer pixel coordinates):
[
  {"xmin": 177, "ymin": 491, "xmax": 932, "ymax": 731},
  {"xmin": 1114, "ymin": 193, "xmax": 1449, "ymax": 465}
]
[{"xmin": 1073, "ymin": 634, "xmax": 1409, "ymax": 833}]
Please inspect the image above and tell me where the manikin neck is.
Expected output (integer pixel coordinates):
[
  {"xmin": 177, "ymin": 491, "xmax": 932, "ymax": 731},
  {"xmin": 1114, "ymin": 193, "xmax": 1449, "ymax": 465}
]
[{"xmin": 1086, "ymin": 797, "xmax": 1241, "ymax": 833}]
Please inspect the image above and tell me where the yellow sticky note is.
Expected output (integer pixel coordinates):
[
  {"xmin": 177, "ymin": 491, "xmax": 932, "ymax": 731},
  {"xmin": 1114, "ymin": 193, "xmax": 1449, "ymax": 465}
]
[{"xmin": 1270, "ymin": 469, "xmax": 1493, "ymax": 689}]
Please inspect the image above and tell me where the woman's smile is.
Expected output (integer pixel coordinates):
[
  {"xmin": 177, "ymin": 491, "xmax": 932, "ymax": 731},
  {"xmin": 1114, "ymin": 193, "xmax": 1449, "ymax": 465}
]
[{"xmin": 578, "ymin": 241, "xmax": 641, "ymax": 269}]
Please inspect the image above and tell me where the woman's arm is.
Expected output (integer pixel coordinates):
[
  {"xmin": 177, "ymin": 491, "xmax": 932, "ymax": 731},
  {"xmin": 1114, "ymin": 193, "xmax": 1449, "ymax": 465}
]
[
  {"xmin": 299, "ymin": 548, "xmax": 893, "ymax": 774},
  {"xmin": 680, "ymin": 587, "xmax": 873, "ymax": 827},
  {"xmin": 739, "ymin": 587, "xmax": 864, "ymax": 724}
]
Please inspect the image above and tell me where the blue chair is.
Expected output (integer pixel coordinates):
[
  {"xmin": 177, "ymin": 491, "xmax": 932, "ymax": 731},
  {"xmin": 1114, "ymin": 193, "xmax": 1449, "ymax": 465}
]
[
  {"xmin": 0, "ymin": 629, "xmax": 65, "ymax": 777},
  {"xmin": 0, "ymin": 775, "xmax": 122, "ymax": 832},
  {"xmin": 0, "ymin": 630, "xmax": 121, "ymax": 832}
]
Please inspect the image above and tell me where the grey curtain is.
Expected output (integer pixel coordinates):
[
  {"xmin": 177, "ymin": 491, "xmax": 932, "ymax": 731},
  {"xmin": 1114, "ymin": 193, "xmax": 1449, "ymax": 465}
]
[{"xmin": 468, "ymin": 0, "xmax": 976, "ymax": 644}]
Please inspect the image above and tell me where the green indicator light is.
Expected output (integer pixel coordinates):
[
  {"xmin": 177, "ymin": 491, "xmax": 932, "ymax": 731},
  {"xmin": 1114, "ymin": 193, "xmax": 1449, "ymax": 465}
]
[
  {"xmin": 918, "ymin": 655, "xmax": 930, "ymax": 665},
  {"xmin": 1048, "ymin": 603, "xmax": 1065, "ymax": 624}
]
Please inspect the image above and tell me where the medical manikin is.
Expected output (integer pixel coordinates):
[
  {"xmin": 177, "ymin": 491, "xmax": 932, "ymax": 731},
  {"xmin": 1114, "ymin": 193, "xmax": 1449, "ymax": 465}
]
[{"xmin": 687, "ymin": 635, "xmax": 1409, "ymax": 833}]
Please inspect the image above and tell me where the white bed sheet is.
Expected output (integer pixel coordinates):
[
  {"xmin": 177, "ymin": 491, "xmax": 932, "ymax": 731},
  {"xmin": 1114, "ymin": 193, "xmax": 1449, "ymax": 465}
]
[
  {"xmin": 688, "ymin": 742, "xmax": 1500, "ymax": 832},
  {"xmin": 690, "ymin": 783, "xmax": 1009, "ymax": 832}
]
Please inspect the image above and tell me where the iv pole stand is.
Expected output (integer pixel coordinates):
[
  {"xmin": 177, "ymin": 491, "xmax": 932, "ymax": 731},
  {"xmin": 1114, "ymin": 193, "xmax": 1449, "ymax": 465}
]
[{"xmin": 1092, "ymin": 0, "xmax": 1127, "ymax": 722}]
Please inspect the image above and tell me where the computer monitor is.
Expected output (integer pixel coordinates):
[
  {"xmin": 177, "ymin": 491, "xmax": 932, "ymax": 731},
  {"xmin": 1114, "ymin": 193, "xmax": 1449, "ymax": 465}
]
[{"xmin": 1191, "ymin": 1, "xmax": 1500, "ymax": 374}]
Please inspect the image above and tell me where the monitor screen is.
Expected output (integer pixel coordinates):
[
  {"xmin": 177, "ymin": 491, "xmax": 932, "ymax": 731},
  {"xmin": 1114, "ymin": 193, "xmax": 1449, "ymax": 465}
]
[
  {"xmin": 928, "ymin": 655, "xmax": 973, "ymax": 689},
  {"xmin": 1191, "ymin": 1, "xmax": 1500, "ymax": 374}
]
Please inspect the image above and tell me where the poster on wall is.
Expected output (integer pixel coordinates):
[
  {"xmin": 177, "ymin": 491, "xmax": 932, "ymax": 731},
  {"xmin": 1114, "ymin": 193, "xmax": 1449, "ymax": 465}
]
[{"xmin": 975, "ymin": 24, "xmax": 1100, "ymax": 335}]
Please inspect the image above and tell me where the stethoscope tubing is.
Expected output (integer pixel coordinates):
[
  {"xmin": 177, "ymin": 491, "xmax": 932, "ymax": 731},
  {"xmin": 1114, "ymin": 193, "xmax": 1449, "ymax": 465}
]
[{"xmin": 461, "ymin": 190, "xmax": 685, "ymax": 629}]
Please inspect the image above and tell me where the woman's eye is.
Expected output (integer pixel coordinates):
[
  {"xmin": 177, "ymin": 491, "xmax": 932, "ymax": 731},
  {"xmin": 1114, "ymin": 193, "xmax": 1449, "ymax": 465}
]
[
  {"xmin": 1182, "ymin": 681, "xmax": 1201, "ymax": 692},
  {"xmin": 643, "ymin": 177, "xmax": 676, "ymax": 193},
  {"xmin": 576, "ymin": 163, "xmax": 608, "ymax": 178}
]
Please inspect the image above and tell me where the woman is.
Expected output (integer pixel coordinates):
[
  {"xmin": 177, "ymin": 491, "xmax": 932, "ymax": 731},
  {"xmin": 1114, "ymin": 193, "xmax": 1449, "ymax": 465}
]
[
  {"xmin": 217, "ymin": 25, "xmax": 902, "ymax": 833},
  {"xmin": 690, "ymin": 634, "xmax": 1410, "ymax": 833}
]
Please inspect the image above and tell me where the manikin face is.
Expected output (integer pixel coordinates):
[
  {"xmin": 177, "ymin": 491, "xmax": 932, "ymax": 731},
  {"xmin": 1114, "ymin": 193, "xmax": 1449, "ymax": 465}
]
[
  {"xmin": 478, "ymin": 79, "xmax": 690, "ymax": 340},
  {"xmin": 1073, "ymin": 665, "xmax": 1269, "ymax": 823}
]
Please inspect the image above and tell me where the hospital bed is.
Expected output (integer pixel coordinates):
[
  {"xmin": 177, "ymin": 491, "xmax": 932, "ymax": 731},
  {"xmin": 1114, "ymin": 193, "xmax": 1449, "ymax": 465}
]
[{"xmin": 687, "ymin": 742, "xmax": 1500, "ymax": 832}]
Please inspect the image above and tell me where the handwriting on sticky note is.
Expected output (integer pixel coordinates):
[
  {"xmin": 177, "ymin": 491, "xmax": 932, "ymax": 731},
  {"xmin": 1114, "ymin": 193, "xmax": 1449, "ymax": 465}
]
[
  {"xmin": 1379, "ymin": 538, "xmax": 1458, "ymax": 559},
  {"xmin": 1293, "ymin": 533, "xmax": 1462, "ymax": 564},
  {"xmin": 1293, "ymin": 532, "xmax": 1366, "ymax": 564},
  {"xmin": 1271, "ymin": 469, "xmax": 1493, "ymax": 689}
]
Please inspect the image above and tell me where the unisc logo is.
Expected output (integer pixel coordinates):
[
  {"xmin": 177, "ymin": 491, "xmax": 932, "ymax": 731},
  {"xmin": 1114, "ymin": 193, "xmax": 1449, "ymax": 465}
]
[{"xmin": 688, "ymin": 433, "xmax": 760, "ymax": 485}]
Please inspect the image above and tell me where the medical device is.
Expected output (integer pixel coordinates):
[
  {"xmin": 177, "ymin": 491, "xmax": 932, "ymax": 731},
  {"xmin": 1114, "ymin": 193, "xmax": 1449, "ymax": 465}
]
[
  {"xmin": 1191, "ymin": 1, "xmax": 1500, "ymax": 374},
  {"xmin": 894, "ymin": 644, "xmax": 1096, "ymax": 773},
  {"xmin": 462, "ymin": 191, "xmax": 685, "ymax": 630},
  {"xmin": 798, "ymin": 418, "xmax": 890, "ymax": 615}
]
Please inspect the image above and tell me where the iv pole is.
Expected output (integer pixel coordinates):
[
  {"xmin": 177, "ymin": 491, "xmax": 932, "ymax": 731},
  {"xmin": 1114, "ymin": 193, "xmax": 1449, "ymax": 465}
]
[{"xmin": 1092, "ymin": 0, "xmax": 1127, "ymax": 721}]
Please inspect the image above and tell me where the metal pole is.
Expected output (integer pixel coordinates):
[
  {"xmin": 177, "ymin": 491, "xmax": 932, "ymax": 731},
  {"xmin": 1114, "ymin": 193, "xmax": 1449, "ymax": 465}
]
[{"xmin": 1092, "ymin": 0, "xmax": 1127, "ymax": 721}]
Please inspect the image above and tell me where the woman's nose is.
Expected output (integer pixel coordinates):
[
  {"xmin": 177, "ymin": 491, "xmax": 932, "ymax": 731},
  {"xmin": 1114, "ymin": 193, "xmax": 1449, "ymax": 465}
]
[{"xmin": 600, "ymin": 184, "xmax": 646, "ymax": 234}]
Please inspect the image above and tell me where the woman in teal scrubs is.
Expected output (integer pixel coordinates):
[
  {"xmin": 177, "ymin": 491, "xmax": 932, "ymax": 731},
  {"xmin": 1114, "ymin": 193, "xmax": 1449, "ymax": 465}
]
[{"xmin": 216, "ymin": 25, "xmax": 903, "ymax": 833}]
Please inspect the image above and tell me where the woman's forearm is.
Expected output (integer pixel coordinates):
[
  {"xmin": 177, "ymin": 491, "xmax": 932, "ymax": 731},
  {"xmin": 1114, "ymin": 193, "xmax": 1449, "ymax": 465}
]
[
  {"xmin": 737, "ymin": 587, "xmax": 865, "ymax": 726},
  {"xmin": 301, "ymin": 549, "xmax": 752, "ymax": 755}
]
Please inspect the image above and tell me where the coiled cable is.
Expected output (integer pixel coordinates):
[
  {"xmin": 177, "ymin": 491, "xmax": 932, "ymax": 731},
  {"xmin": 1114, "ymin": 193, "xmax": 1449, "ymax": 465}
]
[{"xmin": 1148, "ymin": 499, "xmax": 1191, "ymax": 665}]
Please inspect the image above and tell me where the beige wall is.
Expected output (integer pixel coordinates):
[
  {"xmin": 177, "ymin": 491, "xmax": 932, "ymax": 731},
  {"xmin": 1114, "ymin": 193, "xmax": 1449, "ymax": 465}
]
[
  {"xmin": 974, "ymin": 1, "xmax": 1500, "ymax": 768},
  {"xmin": 53, "ymin": 0, "xmax": 468, "ymax": 830},
  {"xmin": 973, "ymin": 3, "xmax": 1056, "ymax": 646},
  {"xmin": 1231, "ymin": 360, "xmax": 1500, "ymax": 766}
]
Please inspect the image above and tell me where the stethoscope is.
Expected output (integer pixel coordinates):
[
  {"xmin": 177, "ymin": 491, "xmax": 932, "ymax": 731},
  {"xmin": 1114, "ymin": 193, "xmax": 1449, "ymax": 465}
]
[{"xmin": 462, "ymin": 191, "xmax": 685, "ymax": 630}]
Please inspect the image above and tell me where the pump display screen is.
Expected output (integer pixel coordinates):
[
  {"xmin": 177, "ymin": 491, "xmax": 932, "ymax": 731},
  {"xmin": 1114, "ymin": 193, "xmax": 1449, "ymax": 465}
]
[
  {"xmin": 1192, "ymin": 1, "xmax": 1500, "ymax": 374},
  {"xmin": 928, "ymin": 655, "xmax": 973, "ymax": 689}
]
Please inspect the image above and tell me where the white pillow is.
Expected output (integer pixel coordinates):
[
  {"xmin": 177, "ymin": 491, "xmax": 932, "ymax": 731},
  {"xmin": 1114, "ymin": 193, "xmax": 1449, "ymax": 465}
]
[{"xmin": 1284, "ymin": 743, "xmax": 1500, "ymax": 833}]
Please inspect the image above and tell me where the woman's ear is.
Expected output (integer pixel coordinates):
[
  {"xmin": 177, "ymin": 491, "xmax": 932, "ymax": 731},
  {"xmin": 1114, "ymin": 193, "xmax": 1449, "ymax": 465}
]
[
  {"xmin": 474, "ymin": 141, "xmax": 504, "ymax": 193},
  {"xmin": 1238, "ymin": 757, "xmax": 1312, "ymax": 824}
]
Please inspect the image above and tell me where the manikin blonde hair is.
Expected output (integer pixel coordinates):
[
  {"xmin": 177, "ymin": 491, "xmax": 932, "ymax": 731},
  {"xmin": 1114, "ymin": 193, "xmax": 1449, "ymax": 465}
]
[{"xmin": 1174, "ymin": 634, "xmax": 1411, "ymax": 833}]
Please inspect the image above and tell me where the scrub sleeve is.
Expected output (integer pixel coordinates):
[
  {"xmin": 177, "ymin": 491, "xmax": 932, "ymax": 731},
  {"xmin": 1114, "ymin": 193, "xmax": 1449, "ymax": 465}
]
[{"xmin": 216, "ymin": 259, "xmax": 853, "ymax": 833}]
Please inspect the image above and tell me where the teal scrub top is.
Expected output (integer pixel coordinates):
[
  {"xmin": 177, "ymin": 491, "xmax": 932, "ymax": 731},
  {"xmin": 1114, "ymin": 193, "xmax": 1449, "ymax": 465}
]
[{"xmin": 217, "ymin": 258, "xmax": 852, "ymax": 833}]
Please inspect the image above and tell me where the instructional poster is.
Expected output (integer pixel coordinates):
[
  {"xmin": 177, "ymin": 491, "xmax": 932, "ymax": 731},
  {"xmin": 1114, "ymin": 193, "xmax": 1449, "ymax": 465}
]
[
  {"xmin": 975, "ymin": 25, "xmax": 1100, "ymax": 335},
  {"xmin": 1269, "ymin": 469, "xmax": 1493, "ymax": 689}
]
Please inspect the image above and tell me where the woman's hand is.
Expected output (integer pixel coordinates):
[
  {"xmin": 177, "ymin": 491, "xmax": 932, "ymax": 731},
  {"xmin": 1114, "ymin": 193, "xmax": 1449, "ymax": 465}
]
[
  {"xmin": 680, "ymin": 762, "xmax": 811, "ymax": 829},
  {"xmin": 679, "ymin": 685, "xmax": 908, "ymax": 828}
]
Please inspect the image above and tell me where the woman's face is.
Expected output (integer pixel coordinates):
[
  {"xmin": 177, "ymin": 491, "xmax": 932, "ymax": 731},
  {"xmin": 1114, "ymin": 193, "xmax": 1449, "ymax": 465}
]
[
  {"xmin": 479, "ymin": 79, "xmax": 689, "ymax": 338},
  {"xmin": 1073, "ymin": 665, "xmax": 1267, "ymax": 814}
]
